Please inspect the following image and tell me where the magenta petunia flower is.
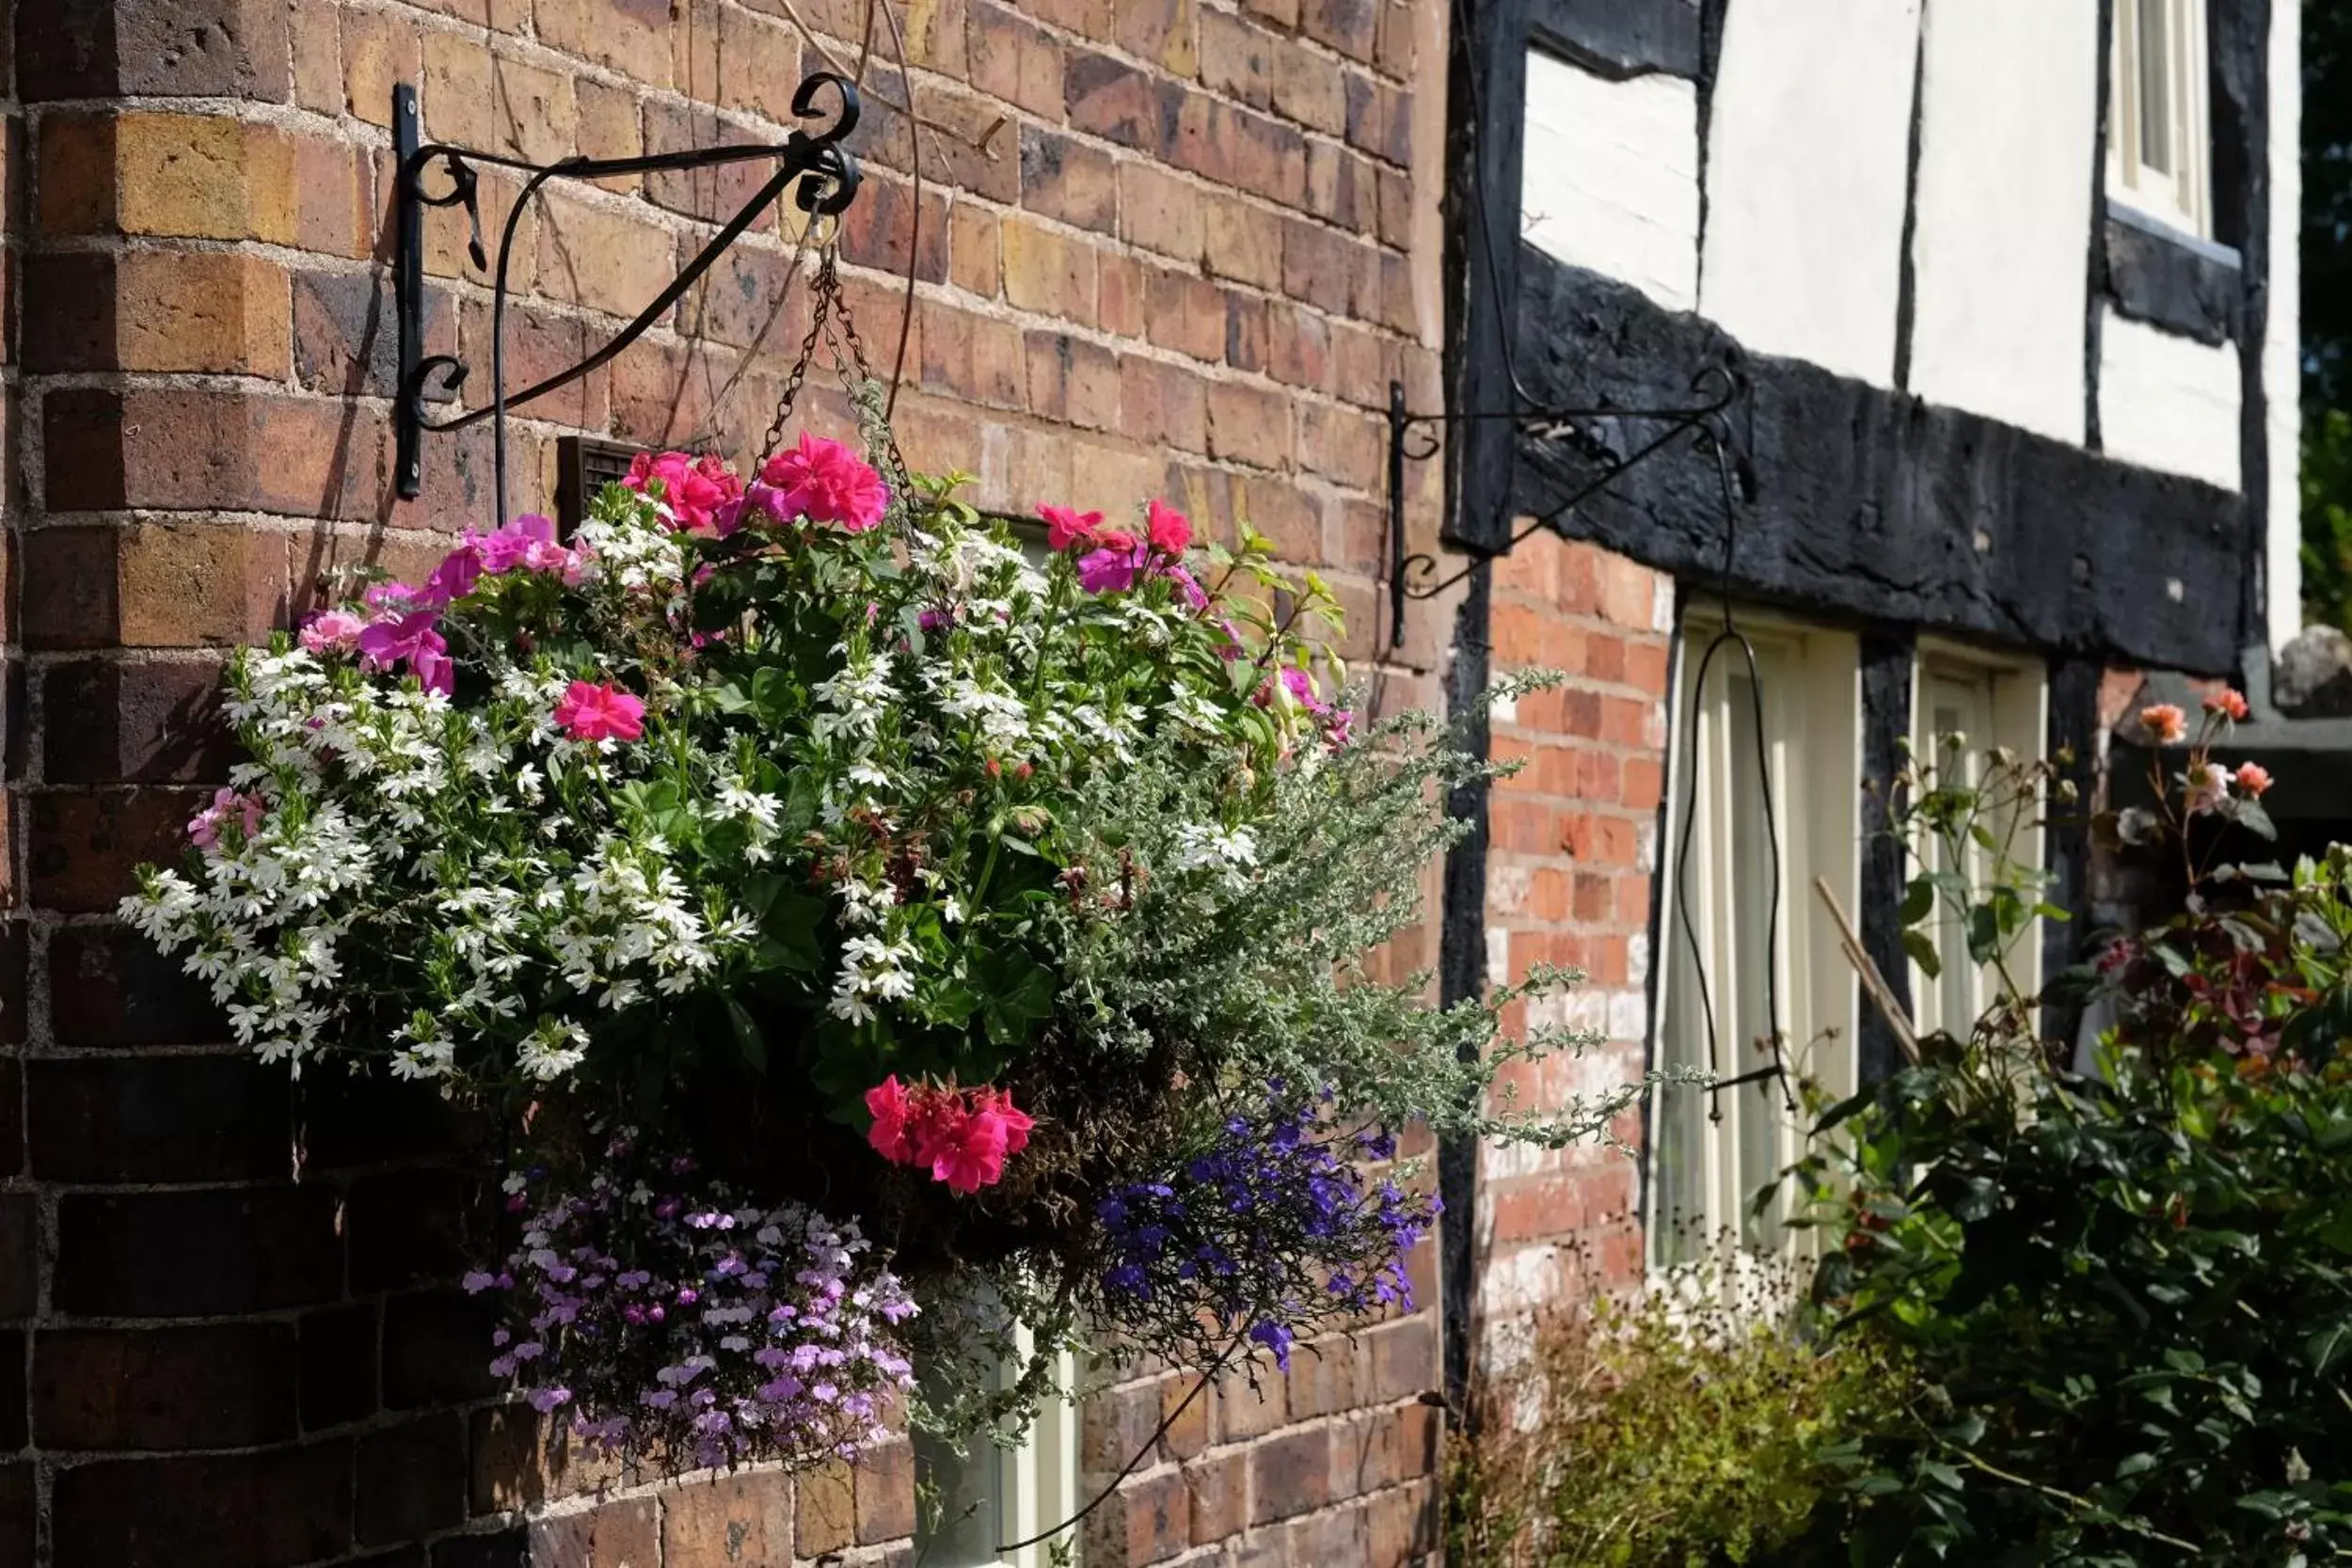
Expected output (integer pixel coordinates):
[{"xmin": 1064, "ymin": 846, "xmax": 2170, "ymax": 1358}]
[
  {"xmin": 187, "ymin": 786, "xmax": 264, "ymax": 852},
  {"xmin": 358, "ymin": 610, "xmax": 453, "ymax": 695},
  {"xmin": 1076, "ymin": 542, "xmax": 1148, "ymax": 595},
  {"xmin": 759, "ymin": 434, "xmax": 889, "ymax": 532},
  {"xmin": 626, "ymin": 451, "xmax": 744, "ymax": 536},
  {"xmin": 553, "ymin": 680, "xmax": 647, "ymax": 743}
]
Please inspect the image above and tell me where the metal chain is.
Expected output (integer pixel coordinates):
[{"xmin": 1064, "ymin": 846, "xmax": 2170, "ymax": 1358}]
[
  {"xmin": 828, "ymin": 277, "xmax": 911, "ymax": 495},
  {"xmin": 756, "ymin": 247, "xmax": 838, "ymax": 471},
  {"xmin": 752, "ymin": 242, "xmax": 913, "ymax": 511}
]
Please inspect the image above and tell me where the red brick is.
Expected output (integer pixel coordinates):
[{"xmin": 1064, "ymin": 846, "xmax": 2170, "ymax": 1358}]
[
  {"xmin": 1020, "ymin": 126, "xmax": 1118, "ymax": 233},
  {"xmin": 1025, "ymin": 330, "xmax": 1121, "ymax": 431},
  {"xmin": 1144, "ymin": 264, "xmax": 1226, "ymax": 362},
  {"xmin": 27, "ymin": 787, "xmax": 199, "ymax": 912},
  {"xmin": 970, "ymin": 1, "xmax": 1067, "ymax": 119},
  {"xmin": 49, "ymin": 1442, "xmax": 355, "ymax": 1568},
  {"xmin": 1065, "ymin": 50, "xmax": 1182, "ymax": 152},
  {"xmin": 796, "ymin": 1461, "xmax": 856, "ymax": 1557},
  {"xmin": 1120, "ymin": 356, "xmax": 1207, "ymax": 452},
  {"xmin": 538, "ymin": 0, "xmax": 675, "ymax": 81},
  {"xmin": 921, "ymin": 299, "xmax": 1025, "ymax": 410},
  {"xmin": 1248, "ymin": 1426, "xmax": 1329, "ymax": 1524},
  {"xmin": 1001, "ymin": 215, "xmax": 1098, "ymax": 323},
  {"xmin": 1304, "ymin": 0, "xmax": 1379, "ymax": 60},
  {"xmin": 1226, "ymin": 291, "xmax": 1270, "ymax": 373},
  {"xmin": 1206, "ymin": 379, "xmax": 1293, "ymax": 469},
  {"xmin": 28, "ymin": 1055, "xmax": 290, "ymax": 1183},
  {"xmin": 854, "ymin": 1437, "xmax": 915, "ymax": 1543},
  {"xmin": 644, "ymin": 102, "xmax": 775, "ymax": 226},
  {"xmin": 1085, "ymin": 1466, "xmax": 1187, "ymax": 1565},
  {"xmin": 1119, "ymin": 162, "xmax": 1204, "ymax": 262},
  {"xmin": 33, "ymin": 1324, "xmax": 298, "ymax": 1450},
  {"xmin": 530, "ymin": 1498, "xmax": 659, "ymax": 1568},
  {"xmin": 1099, "ymin": 250, "xmax": 1148, "ymax": 337},
  {"xmin": 1343, "ymin": 70, "xmax": 1414, "ymax": 166},
  {"xmin": 1214, "ymin": 1367, "xmax": 1287, "ymax": 1440},
  {"xmin": 1307, "ymin": 139, "xmax": 1373, "ymax": 231},
  {"xmin": 1203, "ymin": 198, "xmax": 1281, "ymax": 289},
  {"xmin": 950, "ymin": 201, "xmax": 1002, "ymax": 296},
  {"xmin": 1184, "ymin": 1450, "xmax": 1247, "ymax": 1544},
  {"xmin": 22, "ymin": 0, "xmax": 289, "ymax": 100},
  {"xmin": 839, "ymin": 174, "xmax": 951, "ymax": 285}
]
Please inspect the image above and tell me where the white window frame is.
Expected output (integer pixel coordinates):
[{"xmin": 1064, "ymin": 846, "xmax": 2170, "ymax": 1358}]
[
  {"xmin": 1907, "ymin": 641, "xmax": 2050, "ymax": 1042},
  {"xmin": 2108, "ymin": 0, "xmax": 2213, "ymax": 239},
  {"xmin": 1650, "ymin": 610, "xmax": 1861, "ymax": 1269},
  {"xmin": 913, "ymin": 1338, "xmax": 1081, "ymax": 1568}
]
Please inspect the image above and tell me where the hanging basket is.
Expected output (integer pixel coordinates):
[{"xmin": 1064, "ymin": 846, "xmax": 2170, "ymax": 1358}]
[{"xmin": 123, "ymin": 239, "xmax": 1626, "ymax": 1482}]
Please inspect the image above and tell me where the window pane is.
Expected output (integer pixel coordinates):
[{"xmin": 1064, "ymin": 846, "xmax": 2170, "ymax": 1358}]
[
  {"xmin": 1656, "ymin": 687, "xmax": 1716, "ymax": 1266},
  {"xmin": 1931, "ymin": 699, "xmax": 1978, "ymax": 1034},
  {"xmin": 915, "ymin": 1431, "xmax": 1003, "ymax": 1566},
  {"xmin": 2137, "ymin": 0, "xmax": 2172, "ymax": 173},
  {"xmin": 1727, "ymin": 669, "xmax": 1781, "ymax": 1246}
]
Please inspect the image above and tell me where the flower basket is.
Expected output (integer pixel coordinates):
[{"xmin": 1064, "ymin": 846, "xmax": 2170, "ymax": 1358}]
[{"xmin": 125, "ymin": 380, "xmax": 1627, "ymax": 1484}]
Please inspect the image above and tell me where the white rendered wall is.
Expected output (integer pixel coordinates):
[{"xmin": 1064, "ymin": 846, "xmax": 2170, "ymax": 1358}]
[
  {"xmin": 1520, "ymin": 49, "xmax": 1702, "ymax": 311},
  {"xmin": 1904, "ymin": 0, "xmax": 2098, "ymax": 442},
  {"xmin": 2265, "ymin": 1, "xmax": 2303, "ymax": 647},
  {"xmin": 1699, "ymin": 0, "xmax": 1921, "ymax": 385},
  {"xmin": 2098, "ymin": 307, "xmax": 2245, "ymax": 491}
]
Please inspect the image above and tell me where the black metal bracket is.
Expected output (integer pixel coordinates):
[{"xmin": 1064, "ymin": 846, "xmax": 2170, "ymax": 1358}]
[
  {"xmin": 393, "ymin": 71, "xmax": 866, "ymax": 517},
  {"xmin": 1383, "ymin": 366, "xmax": 1752, "ymax": 648}
]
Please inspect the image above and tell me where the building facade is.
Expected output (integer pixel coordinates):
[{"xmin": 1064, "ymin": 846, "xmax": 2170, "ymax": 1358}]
[
  {"xmin": 0, "ymin": 1, "xmax": 2305, "ymax": 1566},
  {"xmin": 1447, "ymin": 0, "xmax": 2302, "ymax": 1401}
]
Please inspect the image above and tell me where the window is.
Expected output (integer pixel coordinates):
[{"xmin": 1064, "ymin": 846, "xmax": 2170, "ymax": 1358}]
[
  {"xmin": 1907, "ymin": 643, "xmax": 2050, "ymax": 1041},
  {"xmin": 1652, "ymin": 612, "xmax": 1862, "ymax": 1267},
  {"xmin": 913, "ymin": 1337, "xmax": 1081, "ymax": 1568},
  {"xmin": 2108, "ymin": 0, "xmax": 2212, "ymax": 238}
]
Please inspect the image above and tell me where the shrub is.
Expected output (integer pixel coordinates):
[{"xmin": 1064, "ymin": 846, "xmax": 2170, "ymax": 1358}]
[
  {"xmin": 1781, "ymin": 696, "xmax": 2352, "ymax": 1562},
  {"xmin": 1447, "ymin": 1247, "xmax": 1896, "ymax": 1567}
]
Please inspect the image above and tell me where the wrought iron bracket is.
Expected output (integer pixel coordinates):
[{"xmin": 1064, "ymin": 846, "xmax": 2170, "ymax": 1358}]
[
  {"xmin": 393, "ymin": 71, "xmax": 866, "ymax": 516},
  {"xmin": 1383, "ymin": 366, "xmax": 1753, "ymax": 648}
]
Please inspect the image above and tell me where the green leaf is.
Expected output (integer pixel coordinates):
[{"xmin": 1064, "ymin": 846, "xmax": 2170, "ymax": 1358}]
[
  {"xmin": 1900, "ymin": 878, "xmax": 1936, "ymax": 926},
  {"xmin": 2305, "ymin": 1317, "xmax": 2352, "ymax": 1374},
  {"xmin": 1903, "ymin": 928, "xmax": 1944, "ymax": 980},
  {"xmin": 2114, "ymin": 1451, "xmax": 2157, "ymax": 1480},
  {"xmin": 724, "ymin": 995, "xmax": 768, "ymax": 1070}
]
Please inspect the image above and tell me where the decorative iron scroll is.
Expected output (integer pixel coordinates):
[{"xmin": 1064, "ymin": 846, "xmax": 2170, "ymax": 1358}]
[
  {"xmin": 392, "ymin": 71, "xmax": 866, "ymax": 521},
  {"xmin": 1382, "ymin": 365, "xmax": 1752, "ymax": 648}
]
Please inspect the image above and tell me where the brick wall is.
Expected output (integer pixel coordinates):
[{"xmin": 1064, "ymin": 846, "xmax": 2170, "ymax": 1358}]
[
  {"xmin": 0, "ymin": 0, "xmax": 1465, "ymax": 1563},
  {"xmin": 1473, "ymin": 533, "xmax": 1671, "ymax": 1372}
]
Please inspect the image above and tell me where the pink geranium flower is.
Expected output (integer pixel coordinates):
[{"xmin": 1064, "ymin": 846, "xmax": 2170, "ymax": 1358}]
[
  {"xmin": 188, "ymin": 786, "xmax": 264, "ymax": 852},
  {"xmin": 2184, "ymin": 759, "xmax": 2232, "ymax": 815},
  {"xmin": 863, "ymin": 1077, "xmax": 1034, "ymax": 1195},
  {"xmin": 470, "ymin": 513, "xmax": 577, "ymax": 578},
  {"xmin": 1041, "ymin": 505, "xmax": 1104, "ymax": 552},
  {"xmin": 2234, "ymin": 760, "xmax": 2274, "ymax": 797},
  {"xmin": 1145, "ymin": 499, "xmax": 1192, "ymax": 556},
  {"xmin": 626, "ymin": 451, "xmax": 744, "ymax": 536},
  {"xmin": 2203, "ymin": 688, "xmax": 2250, "ymax": 721},
  {"xmin": 553, "ymin": 680, "xmax": 647, "ymax": 743},
  {"xmin": 865, "ymin": 1076, "xmax": 917, "ymax": 1164},
  {"xmin": 760, "ymin": 434, "xmax": 889, "ymax": 532},
  {"xmin": 298, "ymin": 609, "xmax": 365, "ymax": 655},
  {"xmin": 2139, "ymin": 704, "xmax": 2188, "ymax": 745}
]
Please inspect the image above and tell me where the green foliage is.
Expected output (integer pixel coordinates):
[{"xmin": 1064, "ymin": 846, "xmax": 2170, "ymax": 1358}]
[
  {"xmin": 1774, "ymin": 739, "xmax": 2352, "ymax": 1563},
  {"xmin": 2304, "ymin": 409, "xmax": 2352, "ymax": 632},
  {"xmin": 1446, "ymin": 1251, "xmax": 1899, "ymax": 1568}
]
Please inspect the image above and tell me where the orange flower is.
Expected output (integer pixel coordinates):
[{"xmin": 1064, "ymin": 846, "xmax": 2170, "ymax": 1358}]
[
  {"xmin": 2139, "ymin": 704, "xmax": 2188, "ymax": 745},
  {"xmin": 2203, "ymin": 688, "xmax": 2250, "ymax": 721},
  {"xmin": 2233, "ymin": 761, "xmax": 2274, "ymax": 797}
]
